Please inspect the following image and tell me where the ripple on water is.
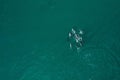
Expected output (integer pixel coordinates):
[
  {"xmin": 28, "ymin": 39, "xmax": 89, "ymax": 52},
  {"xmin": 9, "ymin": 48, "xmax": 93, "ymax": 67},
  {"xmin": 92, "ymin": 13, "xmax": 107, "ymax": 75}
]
[{"xmin": 77, "ymin": 45, "xmax": 120, "ymax": 80}]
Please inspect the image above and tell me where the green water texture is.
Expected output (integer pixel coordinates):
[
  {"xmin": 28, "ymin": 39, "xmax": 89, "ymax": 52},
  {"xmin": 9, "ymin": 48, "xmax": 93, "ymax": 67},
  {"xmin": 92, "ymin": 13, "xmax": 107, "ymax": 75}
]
[{"xmin": 0, "ymin": 0, "xmax": 120, "ymax": 80}]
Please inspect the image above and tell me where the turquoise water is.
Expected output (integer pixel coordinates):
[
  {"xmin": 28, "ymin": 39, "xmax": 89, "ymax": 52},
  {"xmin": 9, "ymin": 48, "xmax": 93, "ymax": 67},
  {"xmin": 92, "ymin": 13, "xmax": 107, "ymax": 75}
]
[{"xmin": 0, "ymin": 0, "xmax": 120, "ymax": 80}]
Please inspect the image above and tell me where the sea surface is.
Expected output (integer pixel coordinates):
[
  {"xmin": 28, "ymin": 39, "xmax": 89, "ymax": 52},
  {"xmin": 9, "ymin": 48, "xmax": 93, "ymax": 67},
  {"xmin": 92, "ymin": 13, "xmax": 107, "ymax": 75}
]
[{"xmin": 0, "ymin": 0, "xmax": 120, "ymax": 80}]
